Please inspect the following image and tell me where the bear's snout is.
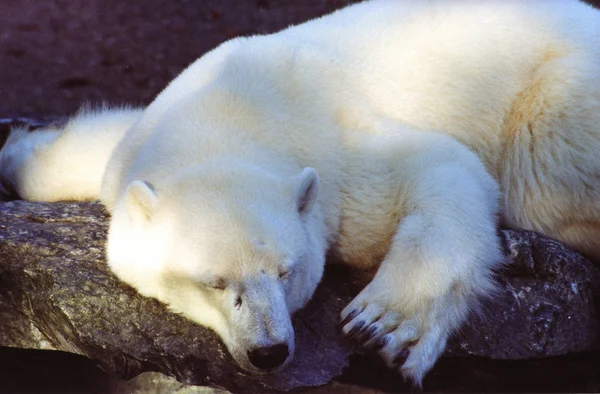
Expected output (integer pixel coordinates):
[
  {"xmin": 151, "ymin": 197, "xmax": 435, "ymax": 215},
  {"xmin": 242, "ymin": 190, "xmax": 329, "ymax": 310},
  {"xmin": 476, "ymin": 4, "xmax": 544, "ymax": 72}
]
[{"xmin": 247, "ymin": 344, "xmax": 290, "ymax": 370}]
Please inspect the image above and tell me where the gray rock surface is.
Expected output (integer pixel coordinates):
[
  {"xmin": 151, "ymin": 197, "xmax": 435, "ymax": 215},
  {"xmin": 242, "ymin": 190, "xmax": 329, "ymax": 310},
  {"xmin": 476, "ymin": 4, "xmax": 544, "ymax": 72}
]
[
  {"xmin": 0, "ymin": 200, "xmax": 598, "ymax": 392},
  {"xmin": 115, "ymin": 372, "xmax": 230, "ymax": 394},
  {"xmin": 0, "ymin": 201, "xmax": 354, "ymax": 392},
  {"xmin": 448, "ymin": 229, "xmax": 600, "ymax": 358}
]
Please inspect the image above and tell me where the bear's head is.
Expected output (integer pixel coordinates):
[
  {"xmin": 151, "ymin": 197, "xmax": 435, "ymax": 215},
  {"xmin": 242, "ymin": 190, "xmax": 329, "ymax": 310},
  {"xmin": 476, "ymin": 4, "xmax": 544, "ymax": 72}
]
[{"xmin": 106, "ymin": 161, "xmax": 326, "ymax": 373}]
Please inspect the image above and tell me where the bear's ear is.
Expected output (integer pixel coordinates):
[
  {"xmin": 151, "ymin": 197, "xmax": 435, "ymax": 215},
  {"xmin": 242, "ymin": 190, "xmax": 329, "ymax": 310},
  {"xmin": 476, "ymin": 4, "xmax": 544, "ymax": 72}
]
[
  {"xmin": 294, "ymin": 167, "xmax": 319, "ymax": 215},
  {"xmin": 126, "ymin": 180, "xmax": 158, "ymax": 220}
]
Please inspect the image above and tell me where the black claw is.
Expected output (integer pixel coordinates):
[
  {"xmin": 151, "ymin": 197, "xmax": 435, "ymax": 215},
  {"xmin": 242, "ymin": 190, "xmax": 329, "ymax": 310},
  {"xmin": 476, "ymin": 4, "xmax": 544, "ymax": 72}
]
[
  {"xmin": 341, "ymin": 309, "xmax": 360, "ymax": 327},
  {"xmin": 371, "ymin": 335, "xmax": 389, "ymax": 351},
  {"xmin": 346, "ymin": 321, "xmax": 366, "ymax": 339},
  {"xmin": 358, "ymin": 325, "xmax": 378, "ymax": 343},
  {"xmin": 392, "ymin": 349, "xmax": 410, "ymax": 366}
]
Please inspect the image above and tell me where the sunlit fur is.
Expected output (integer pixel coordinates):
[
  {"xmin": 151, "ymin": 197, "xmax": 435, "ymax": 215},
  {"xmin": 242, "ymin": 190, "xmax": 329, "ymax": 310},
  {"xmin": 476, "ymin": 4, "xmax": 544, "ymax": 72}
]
[
  {"xmin": 1, "ymin": 0, "xmax": 599, "ymax": 385},
  {"xmin": 0, "ymin": 107, "xmax": 142, "ymax": 201}
]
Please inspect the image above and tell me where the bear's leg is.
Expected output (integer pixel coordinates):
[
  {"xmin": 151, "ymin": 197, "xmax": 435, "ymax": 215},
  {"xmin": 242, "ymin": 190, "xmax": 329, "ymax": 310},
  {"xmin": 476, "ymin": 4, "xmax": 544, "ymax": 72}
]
[
  {"xmin": 0, "ymin": 107, "xmax": 142, "ymax": 202},
  {"xmin": 341, "ymin": 158, "xmax": 503, "ymax": 386},
  {"xmin": 498, "ymin": 51, "xmax": 600, "ymax": 264}
]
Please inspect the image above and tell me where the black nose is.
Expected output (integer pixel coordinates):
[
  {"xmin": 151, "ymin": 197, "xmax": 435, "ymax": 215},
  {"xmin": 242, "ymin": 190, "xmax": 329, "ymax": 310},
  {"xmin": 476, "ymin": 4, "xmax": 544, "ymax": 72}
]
[{"xmin": 247, "ymin": 344, "xmax": 290, "ymax": 370}]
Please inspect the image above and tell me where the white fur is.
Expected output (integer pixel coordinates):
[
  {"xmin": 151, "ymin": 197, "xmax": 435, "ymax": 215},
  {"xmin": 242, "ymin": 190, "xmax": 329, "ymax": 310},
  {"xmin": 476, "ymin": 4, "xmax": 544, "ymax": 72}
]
[
  {"xmin": 1, "ymin": 0, "xmax": 599, "ymax": 385},
  {"xmin": 0, "ymin": 107, "xmax": 142, "ymax": 201}
]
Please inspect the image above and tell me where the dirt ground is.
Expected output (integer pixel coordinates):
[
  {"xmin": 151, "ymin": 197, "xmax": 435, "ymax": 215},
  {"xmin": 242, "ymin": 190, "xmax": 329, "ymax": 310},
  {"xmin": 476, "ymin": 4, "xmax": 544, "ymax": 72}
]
[
  {"xmin": 2, "ymin": 0, "xmax": 599, "ymax": 117},
  {"xmin": 0, "ymin": 0, "xmax": 355, "ymax": 117}
]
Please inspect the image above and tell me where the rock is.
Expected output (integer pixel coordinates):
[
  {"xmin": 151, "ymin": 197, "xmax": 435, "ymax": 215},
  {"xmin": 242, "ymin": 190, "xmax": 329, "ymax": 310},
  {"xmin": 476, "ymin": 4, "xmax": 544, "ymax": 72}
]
[
  {"xmin": 447, "ymin": 229, "xmax": 600, "ymax": 358},
  {"xmin": 115, "ymin": 371, "xmax": 230, "ymax": 394},
  {"xmin": 0, "ymin": 201, "xmax": 355, "ymax": 393},
  {"xmin": 0, "ymin": 196, "xmax": 598, "ymax": 392}
]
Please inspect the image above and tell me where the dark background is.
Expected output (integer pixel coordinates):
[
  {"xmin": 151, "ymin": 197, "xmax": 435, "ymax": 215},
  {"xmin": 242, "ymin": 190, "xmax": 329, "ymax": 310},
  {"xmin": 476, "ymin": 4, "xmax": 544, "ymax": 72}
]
[
  {"xmin": 0, "ymin": 0, "xmax": 358, "ymax": 117},
  {"xmin": 2, "ymin": 0, "xmax": 599, "ymax": 117}
]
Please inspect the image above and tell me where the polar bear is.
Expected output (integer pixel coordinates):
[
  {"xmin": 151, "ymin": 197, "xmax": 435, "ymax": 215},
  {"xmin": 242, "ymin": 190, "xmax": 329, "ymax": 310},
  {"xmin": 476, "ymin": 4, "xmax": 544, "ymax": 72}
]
[{"xmin": 1, "ymin": 0, "xmax": 599, "ymax": 386}]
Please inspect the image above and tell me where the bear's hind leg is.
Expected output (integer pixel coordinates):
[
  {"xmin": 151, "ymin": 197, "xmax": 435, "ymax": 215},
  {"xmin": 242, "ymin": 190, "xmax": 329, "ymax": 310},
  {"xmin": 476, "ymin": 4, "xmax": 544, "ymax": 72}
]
[{"xmin": 0, "ymin": 106, "xmax": 142, "ymax": 202}]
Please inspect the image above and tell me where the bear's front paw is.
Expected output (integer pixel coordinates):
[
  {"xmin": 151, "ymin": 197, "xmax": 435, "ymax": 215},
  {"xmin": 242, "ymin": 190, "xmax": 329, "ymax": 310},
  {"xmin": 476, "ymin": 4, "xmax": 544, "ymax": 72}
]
[{"xmin": 341, "ymin": 281, "xmax": 469, "ymax": 386}]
